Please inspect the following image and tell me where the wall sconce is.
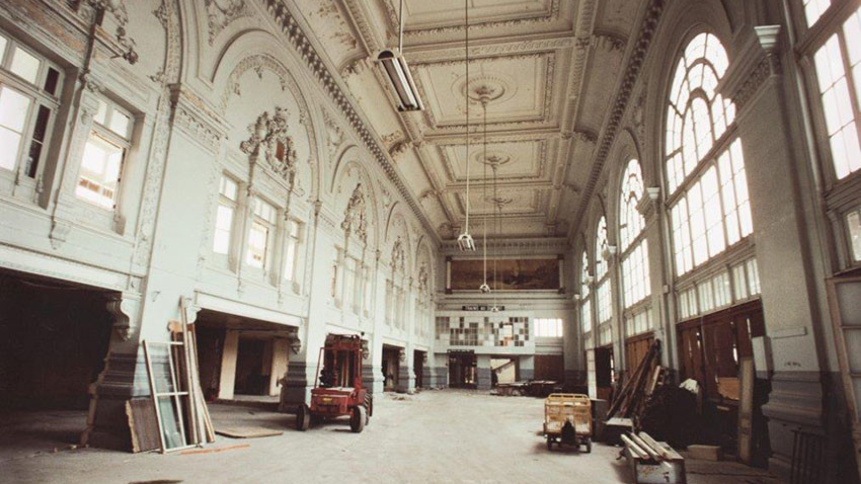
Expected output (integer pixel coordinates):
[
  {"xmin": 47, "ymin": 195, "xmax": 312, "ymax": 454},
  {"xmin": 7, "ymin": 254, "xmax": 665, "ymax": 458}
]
[
  {"xmin": 362, "ymin": 339, "xmax": 370, "ymax": 360},
  {"xmin": 399, "ymin": 350, "xmax": 406, "ymax": 363}
]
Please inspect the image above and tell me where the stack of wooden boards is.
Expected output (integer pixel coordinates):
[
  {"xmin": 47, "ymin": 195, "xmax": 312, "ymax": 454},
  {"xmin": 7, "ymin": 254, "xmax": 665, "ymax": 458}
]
[
  {"xmin": 621, "ymin": 431, "xmax": 686, "ymax": 484},
  {"xmin": 606, "ymin": 340, "xmax": 663, "ymax": 422},
  {"xmin": 128, "ymin": 297, "xmax": 215, "ymax": 453}
]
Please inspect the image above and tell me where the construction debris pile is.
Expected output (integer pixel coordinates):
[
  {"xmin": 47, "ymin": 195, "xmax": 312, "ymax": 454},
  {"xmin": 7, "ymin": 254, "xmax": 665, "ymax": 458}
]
[
  {"xmin": 639, "ymin": 384, "xmax": 701, "ymax": 448},
  {"xmin": 606, "ymin": 340, "xmax": 705, "ymax": 449},
  {"xmin": 606, "ymin": 341, "xmax": 663, "ymax": 421},
  {"xmin": 621, "ymin": 431, "xmax": 687, "ymax": 484}
]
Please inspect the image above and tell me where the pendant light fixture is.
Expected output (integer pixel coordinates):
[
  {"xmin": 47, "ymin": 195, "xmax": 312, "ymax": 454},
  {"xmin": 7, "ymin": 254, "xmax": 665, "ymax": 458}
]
[
  {"xmin": 456, "ymin": 0, "xmax": 476, "ymax": 252},
  {"xmin": 377, "ymin": 0, "xmax": 424, "ymax": 112}
]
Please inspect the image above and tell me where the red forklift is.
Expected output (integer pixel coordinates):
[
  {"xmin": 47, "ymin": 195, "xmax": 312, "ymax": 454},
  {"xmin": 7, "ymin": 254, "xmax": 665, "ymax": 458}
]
[{"xmin": 296, "ymin": 334, "xmax": 373, "ymax": 433}]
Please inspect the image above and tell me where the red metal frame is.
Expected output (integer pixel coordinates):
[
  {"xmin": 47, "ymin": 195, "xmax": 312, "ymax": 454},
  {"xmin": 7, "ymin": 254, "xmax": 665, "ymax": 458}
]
[{"xmin": 309, "ymin": 335, "xmax": 366, "ymax": 418}]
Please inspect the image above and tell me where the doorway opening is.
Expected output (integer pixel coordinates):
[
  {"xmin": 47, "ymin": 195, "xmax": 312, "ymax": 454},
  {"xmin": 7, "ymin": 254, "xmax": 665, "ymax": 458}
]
[
  {"xmin": 448, "ymin": 350, "xmax": 476, "ymax": 389},
  {"xmin": 594, "ymin": 345, "xmax": 614, "ymax": 401},
  {"xmin": 414, "ymin": 350, "xmax": 425, "ymax": 389},
  {"xmin": 534, "ymin": 354, "xmax": 564, "ymax": 382},
  {"xmin": 382, "ymin": 345, "xmax": 401, "ymax": 392},
  {"xmin": 490, "ymin": 358, "xmax": 517, "ymax": 387},
  {"xmin": 195, "ymin": 310, "xmax": 293, "ymax": 402},
  {"xmin": 0, "ymin": 269, "xmax": 114, "ymax": 451},
  {"xmin": 676, "ymin": 300, "xmax": 768, "ymax": 461},
  {"xmin": 234, "ymin": 337, "xmax": 270, "ymax": 396}
]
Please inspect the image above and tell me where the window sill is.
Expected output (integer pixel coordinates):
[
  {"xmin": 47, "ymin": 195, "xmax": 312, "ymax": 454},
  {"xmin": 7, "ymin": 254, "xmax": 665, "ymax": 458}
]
[{"xmin": 73, "ymin": 198, "xmax": 125, "ymax": 236}]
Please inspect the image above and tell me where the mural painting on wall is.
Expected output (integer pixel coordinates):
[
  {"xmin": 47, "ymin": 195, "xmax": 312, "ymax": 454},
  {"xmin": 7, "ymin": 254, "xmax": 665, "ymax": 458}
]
[{"xmin": 450, "ymin": 258, "xmax": 559, "ymax": 291}]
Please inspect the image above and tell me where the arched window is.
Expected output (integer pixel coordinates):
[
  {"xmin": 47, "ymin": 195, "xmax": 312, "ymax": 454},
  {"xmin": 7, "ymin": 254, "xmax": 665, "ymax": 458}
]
[
  {"xmin": 580, "ymin": 251, "xmax": 592, "ymax": 335},
  {"xmin": 596, "ymin": 217, "xmax": 609, "ymax": 279},
  {"xmin": 595, "ymin": 217, "xmax": 612, "ymax": 336},
  {"xmin": 808, "ymin": 7, "xmax": 861, "ymax": 264},
  {"xmin": 619, "ymin": 160, "xmax": 651, "ymax": 311},
  {"xmin": 666, "ymin": 33, "xmax": 753, "ymax": 277}
]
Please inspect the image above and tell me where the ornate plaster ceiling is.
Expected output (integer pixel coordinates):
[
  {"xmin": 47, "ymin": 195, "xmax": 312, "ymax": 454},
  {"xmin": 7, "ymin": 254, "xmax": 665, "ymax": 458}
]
[{"xmin": 297, "ymin": 0, "xmax": 645, "ymax": 240}]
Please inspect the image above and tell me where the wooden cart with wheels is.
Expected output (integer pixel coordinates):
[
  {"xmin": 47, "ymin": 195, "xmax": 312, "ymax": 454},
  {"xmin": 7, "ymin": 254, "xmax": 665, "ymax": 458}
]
[{"xmin": 543, "ymin": 393, "xmax": 592, "ymax": 452}]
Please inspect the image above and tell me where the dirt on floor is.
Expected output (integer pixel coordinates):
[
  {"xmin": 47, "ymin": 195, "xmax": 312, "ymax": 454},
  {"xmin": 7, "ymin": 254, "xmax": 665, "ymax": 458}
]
[{"xmin": 1, "ymin": 390, "xmax": 778, "ymax": 484}]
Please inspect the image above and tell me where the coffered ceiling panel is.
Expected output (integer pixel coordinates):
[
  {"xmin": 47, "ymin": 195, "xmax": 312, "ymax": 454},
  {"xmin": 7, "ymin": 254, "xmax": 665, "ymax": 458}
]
[
  {"xmin": 402, "ymin": 0, "xmax": 553, "ymax": 30},
  {"xmin": 440, "ymin": 140, "xmax": 544, "ymax": 183},
  {"xmin": 455, "ymin": 189, "xmax": 542, "ymax": 217},
  {"xmin": 414, "ymin": 55, "xmax": 549, "ymax": 128}
]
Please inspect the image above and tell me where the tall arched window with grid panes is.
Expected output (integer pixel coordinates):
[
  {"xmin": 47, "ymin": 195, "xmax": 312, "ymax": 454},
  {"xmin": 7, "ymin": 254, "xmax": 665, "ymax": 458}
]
[
  {"xmin": 595, "ymin": 216, "xmax": 613, "ymax": 347},
  {"xmin": 580, "ymin": 251, "xmax": 593, "ymax": 349},
  {"xmin": 666, "ymin": 32, "xmax": 764, "ymax": 401},
  {"xmin": 619, "ymin": 159, "xmax": 651, "ymax": 341},
  {"xmin": 804, "ymin": 5, "xmax": 861, "ymax": 266}
]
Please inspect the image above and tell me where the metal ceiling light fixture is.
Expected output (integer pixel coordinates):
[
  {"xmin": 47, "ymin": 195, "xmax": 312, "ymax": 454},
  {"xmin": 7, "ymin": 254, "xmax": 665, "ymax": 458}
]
[
  {"xmin": 456, "ymin": 0, "xmax": 476, "ymax": 252},
  {"xmin": 376, "ymin": 0, "xmax": 424, "ymax": 112}
]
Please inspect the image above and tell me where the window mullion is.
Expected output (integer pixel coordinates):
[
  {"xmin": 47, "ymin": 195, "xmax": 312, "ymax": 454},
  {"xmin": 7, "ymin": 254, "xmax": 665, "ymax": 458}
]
[
  {"xmin": 838, "ymin": 28, "xmax": 861, "ymax": 166},
  {"xmin": 714, "ymin": 156, "xmax": 732, "ymax": 252}
]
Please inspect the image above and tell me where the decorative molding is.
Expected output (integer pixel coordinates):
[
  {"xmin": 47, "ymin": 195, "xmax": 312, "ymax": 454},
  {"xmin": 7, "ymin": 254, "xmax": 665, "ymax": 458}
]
[
  {"xmin": 239, "ymin": 106, "xmax": 298, "ymax": 183},
  {"xmin": 341, "ymin": 183, "xmax": 368, "ymax": 244},
  {"xmin": 383, "ymin": 0, "xmax": 562, "ymax": 38},
  {"xmin": 133, "ymin": 0, "xmax": 182, "ymax": 268},
  {"xmin": 408, "ymin": 38, "xmax": 575, "ymax": 65},
  {"xmin": 220, "ymin": 54, "xmax": 291, "ymax": 111},
  {"xmin": 568, "ymin": 0, "xmax": 666, "ymax": 242},
  {"xmin": 574, "ymin": 130, "xmax": 598, "ymax": 145},
  {"xmin": 732, "ymin": 54, "xmax": 782, "ymax": 112},
  {"xmin": 391, "ymin": 236, "xmax": 406, "ymax": 273},
  {"xmin": 592, "ymin": 32, "xmax": 627, "ymax": 52},
  {"xmin": 322, "ymin": 109, "xmax": 345, "ymax": 162},
  {"xmin": 440, "ymin": 236, "xmax": 570, "ymax": 254},
  {"xmin": 258, "ymin": 0, "xmax": 437, "ymax": 242},
  {"xmin": 381, "ymin": 131, "xmax": 412, "ymax": 161},
  {"xmin": 339, "ymin": 56, "xmax": 367, "ymax": 79},
  {"xmin": 170, "ymin": 86, "xmax": 226, "ymax": 153},
  {"xmin": 49, "ymin": 219, "xmax": 72, "ymax": 249},
  {"xmin": 86, "ymin": 0, "xmax": 138, "ymax": 64},
  {"xmin": 637, "ymin": 187, "xmax": 660, "ymax": 220},
  {"xmin": 204, "ymin": 0, "xmax": 251, "ymax": 45},
  {"xmin": 413, "ymin": 52, "xmax": 557, "ymax": 131},
  {"xmin": 722, "ymin": 25, "xmax": 783, "ymax": 112},
  {"xmin": 106, "ymin": 292, "xmax": 141, "ymax": 341}
]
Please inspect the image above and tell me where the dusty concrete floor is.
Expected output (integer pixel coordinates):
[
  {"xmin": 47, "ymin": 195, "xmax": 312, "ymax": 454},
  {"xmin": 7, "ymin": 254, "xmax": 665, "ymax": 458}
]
[{"xmin": 2, "ymin": 390, "xmax": 778, "ymax": 484}]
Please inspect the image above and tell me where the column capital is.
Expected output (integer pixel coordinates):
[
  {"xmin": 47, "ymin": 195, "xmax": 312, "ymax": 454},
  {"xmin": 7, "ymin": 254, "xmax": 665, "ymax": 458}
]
[
  {"xmin": 721, "ymin": 25, "xmax": 783, "ymax": 112},
  {"xmin": 637, "ymin": 186, "xmax": 661, "ymax": 222}
]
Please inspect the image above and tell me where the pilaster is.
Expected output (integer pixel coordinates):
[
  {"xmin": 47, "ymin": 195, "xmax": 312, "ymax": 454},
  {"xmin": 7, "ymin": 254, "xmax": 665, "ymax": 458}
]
[{"xmin": 722, "ymin": 24, "xmax": 852, "ymax": 481}]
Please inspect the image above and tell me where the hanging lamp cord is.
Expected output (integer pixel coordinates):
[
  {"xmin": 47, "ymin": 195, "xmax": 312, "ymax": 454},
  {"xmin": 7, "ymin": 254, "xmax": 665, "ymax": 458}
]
[
  {"xmin": 463, "ymin": 0, "xmax": 471, "ymax": 235},
  {"xmin": 482, "ymin": 101, "xmax": 488, "ymax": 286},
  {"xmin": 398, "ymin": 0, "xmax": 404, "ymax": 52},
  {"xmin": 493, "ymin": 159, "xmax": 499, "ymax": 300}
]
